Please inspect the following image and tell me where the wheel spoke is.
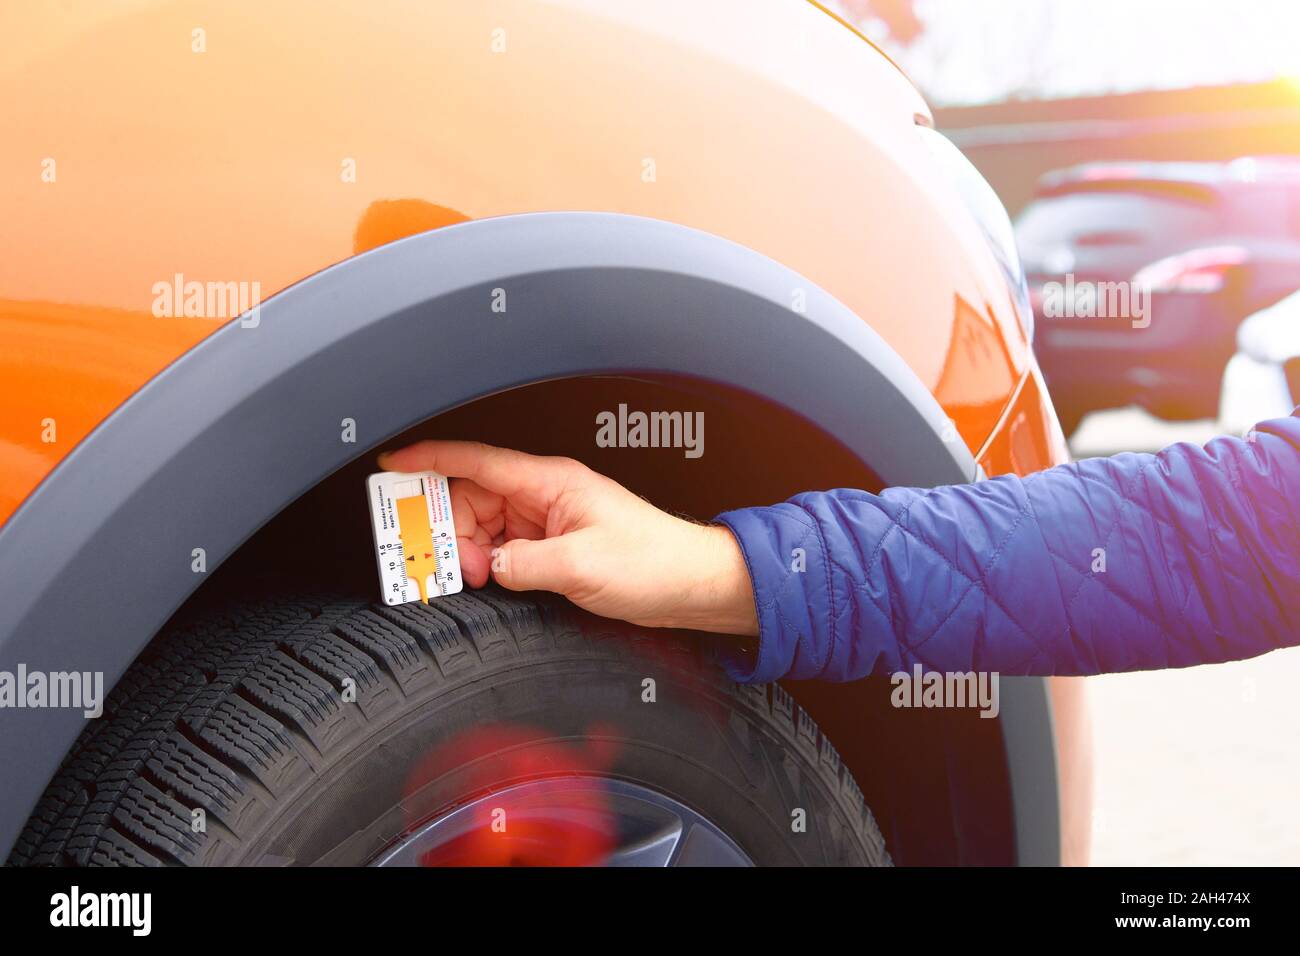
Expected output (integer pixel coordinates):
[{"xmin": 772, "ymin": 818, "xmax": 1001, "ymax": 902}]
[{"xmin": 370, "ymin": 777, "xmax": 752, "ymax": 867}]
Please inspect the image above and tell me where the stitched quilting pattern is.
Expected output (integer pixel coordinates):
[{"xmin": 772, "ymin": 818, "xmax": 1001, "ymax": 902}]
[{"xmin": 719, "ymin": 410, "xmax": 1300, "ymax": 682}]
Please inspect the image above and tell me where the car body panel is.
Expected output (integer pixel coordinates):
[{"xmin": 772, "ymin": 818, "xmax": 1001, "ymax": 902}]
[
  {"xmin": 0, "ymin": 212, "xmax": 1058, "ymax": 863},
  {"xmin": 0, "ymin": 0, "xmax": 1032, "ymax": 524},
  {"xmin": 0, "ymin": 1, "xmax": 1079, "ymax": 864},
  {"xmin": 975, "ymin": 364, "xmax": 1069, "ymax": 479}
]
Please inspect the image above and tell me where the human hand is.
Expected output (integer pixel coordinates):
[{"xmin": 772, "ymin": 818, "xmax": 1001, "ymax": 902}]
[{"xmin": 377, "ymin": 441, "xmax": 758, "ymax": 636}]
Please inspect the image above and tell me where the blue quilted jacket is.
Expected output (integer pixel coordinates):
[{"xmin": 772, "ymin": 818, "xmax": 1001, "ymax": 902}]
[{"xmin": 715, "ymin": 410, "xmax": 1300, "ymax": 682}]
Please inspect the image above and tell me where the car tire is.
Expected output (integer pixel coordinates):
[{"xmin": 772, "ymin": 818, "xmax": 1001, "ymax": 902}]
[{"xmin": 9, "ymin": 588, "xmax": 890, "ymax": 867}]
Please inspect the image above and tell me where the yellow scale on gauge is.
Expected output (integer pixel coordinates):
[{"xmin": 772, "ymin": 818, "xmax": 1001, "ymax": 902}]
[{"xmin": 366, "ymin": 471, "xmax": 463, "ymax": 604}]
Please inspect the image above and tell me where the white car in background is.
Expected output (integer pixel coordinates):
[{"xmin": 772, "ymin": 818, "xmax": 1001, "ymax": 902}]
[{"xmin": 1219, "ymin": 288, "xmax": 1300, "ymax": 436}]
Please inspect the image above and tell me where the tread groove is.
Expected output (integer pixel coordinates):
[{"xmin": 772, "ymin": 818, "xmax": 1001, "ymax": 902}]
[{"xmin": 230, "ymin": 684, "xmax": 327, "ymax": 761}]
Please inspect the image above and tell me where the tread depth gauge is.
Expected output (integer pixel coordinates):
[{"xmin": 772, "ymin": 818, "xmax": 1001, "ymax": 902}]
[{"xmin": 366, "ymin": 470, "xmax": 463, "ymax": 604}]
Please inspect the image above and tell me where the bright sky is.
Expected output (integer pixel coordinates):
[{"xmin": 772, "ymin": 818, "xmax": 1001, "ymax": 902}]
[{"xmin": 841, "ymin": 0, "xmax": 1300, "ymax": 105}]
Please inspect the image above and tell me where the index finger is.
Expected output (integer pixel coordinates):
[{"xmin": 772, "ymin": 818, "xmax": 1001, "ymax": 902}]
[{"xmin": 377, "ymin": 440, "xmax": 576, "ymax": 507}]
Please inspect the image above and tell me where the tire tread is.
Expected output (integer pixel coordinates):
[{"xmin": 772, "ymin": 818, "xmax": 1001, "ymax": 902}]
[{"xmin": 9, "ymin": 588, "xmax": 888, "ymax": 866}]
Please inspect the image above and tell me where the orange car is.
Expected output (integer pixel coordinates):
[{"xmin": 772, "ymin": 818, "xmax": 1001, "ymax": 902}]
[{"xmin": 0, "ymin": 0, "xmax": 1086, "ymax": 866}]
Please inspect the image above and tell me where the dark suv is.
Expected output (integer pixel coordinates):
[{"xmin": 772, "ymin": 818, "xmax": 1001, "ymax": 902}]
[{"xmin": 1016, "ymin": 158, "xmax": 1300, "ymax": 435}]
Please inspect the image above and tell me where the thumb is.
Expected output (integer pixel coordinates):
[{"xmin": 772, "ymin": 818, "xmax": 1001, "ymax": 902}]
[{"xmin": 490, "ymin": 535, "xmax": 581, "ymax": 595}]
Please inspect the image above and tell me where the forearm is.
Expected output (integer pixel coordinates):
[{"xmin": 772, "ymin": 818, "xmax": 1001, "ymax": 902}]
[
  {"xmin": 711, "ymin": 411, "xmax": 1300, "ymax": 683},
  {"xmin": 639, "ymin": 523, "xmax": 758, "ymax": 635}
]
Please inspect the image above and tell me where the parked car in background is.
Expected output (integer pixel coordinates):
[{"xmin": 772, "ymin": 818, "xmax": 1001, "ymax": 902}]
[
  {"xmin": 1219, "ymin": 288, "xmax": 1300, "ymax": 436},
  {"xmin": 1016, "ymin": 158, "xmax": 1300, "ymax": 435}
]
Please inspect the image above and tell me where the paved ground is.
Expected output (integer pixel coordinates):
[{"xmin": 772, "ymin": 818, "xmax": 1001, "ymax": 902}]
[{"xmin": 1070, "ymin": 408, "xmax": 1300, "ymax": 865}]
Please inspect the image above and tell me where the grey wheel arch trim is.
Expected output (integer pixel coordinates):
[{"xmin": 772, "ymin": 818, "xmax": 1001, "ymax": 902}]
[{"xmin": 0, "ymin": 211, "xmax": 1056, "ymax": 864}]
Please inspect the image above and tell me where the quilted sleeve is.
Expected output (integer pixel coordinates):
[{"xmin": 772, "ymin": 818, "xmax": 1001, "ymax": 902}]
[{"xmin": 714, "ymin": 410, "xmax": 1300, "ymax": 683}]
